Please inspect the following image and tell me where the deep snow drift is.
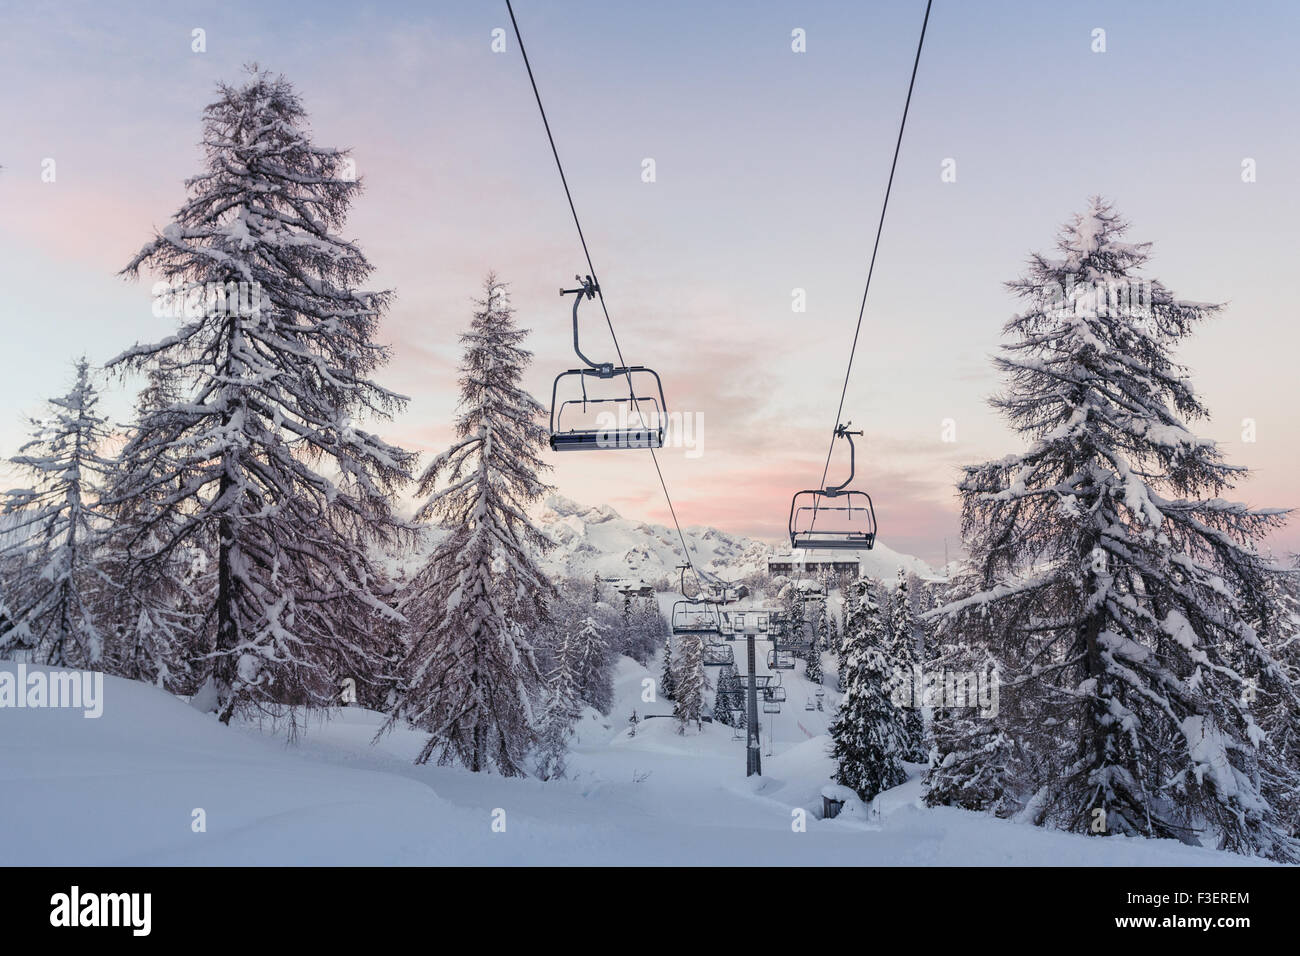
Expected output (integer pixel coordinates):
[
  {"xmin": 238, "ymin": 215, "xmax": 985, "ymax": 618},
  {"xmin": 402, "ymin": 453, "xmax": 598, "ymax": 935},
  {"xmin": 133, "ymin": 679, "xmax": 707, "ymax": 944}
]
[{"xmin": 0, "ymin": 660, "xmax": 1266, "ymax": 866}]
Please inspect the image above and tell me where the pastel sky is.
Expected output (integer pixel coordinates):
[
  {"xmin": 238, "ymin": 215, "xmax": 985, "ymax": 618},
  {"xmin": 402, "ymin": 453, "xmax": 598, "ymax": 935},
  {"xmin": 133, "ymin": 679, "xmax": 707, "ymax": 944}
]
[{"xmin": 1, "ymin": 0, "xmax": 1297, "ymax": 565}]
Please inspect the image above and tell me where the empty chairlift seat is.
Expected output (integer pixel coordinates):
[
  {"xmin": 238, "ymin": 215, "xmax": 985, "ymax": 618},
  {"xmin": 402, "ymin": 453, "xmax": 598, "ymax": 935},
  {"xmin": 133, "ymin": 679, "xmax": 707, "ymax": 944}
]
[
  {"xmin": 671, "ymin": 600, "xmax": 722, "ymax": 635},
  {"xmin": 788, "ymin": 424, "xmax": 877, "ymax": 550},
  {"xmin": 702, "ymin": 642, "xmax": 735, "ymax": 668},
  {"xmin": 549, "ymin": 276, "xmax": 667, "ymax": 451},
  {"xmin": 767, "ymin": 648, "xmax": 796, "ymax": 671}
]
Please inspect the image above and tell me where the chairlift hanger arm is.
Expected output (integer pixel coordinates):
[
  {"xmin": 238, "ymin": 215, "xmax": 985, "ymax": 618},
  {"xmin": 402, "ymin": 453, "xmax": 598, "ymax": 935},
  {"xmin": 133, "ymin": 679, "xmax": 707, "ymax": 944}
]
[
  {"xmin": 824, "ymin": 423, "xmax": 863, "ymax": 495},
  {"xmin": 560, "ymin": 275, "xmax": 612, "ymax": 374}
]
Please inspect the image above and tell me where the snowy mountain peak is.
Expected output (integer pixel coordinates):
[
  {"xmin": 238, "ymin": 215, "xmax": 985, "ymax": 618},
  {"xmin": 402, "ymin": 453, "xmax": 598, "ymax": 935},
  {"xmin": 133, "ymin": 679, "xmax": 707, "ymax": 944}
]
[{"xmin": 534, "ymin": 496, "xmax": 933, "ymax": 588}]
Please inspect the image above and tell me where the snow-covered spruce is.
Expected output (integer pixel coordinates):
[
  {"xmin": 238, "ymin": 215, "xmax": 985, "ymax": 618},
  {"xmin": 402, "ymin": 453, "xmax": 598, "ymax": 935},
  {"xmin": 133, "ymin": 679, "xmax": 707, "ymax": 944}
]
[
  {"xmin": 712, "ymin": 664, "xmax": 739, "ymax": 725},
  {"xmin": 924, "ymin": 639, "xmax": 1020, "ymax": 817},
  {"xmin": 830, "ymin": 578, "xmax": 908, "ymax": 802},
  {"xmin": 887, "ymin": 569, "xmax": 926, "ymax": 761},
  {"xmin": 0, "ymin": 359, "xmax": 113, "ymax": 666},
  {"xmin": 660, "ymin": 633, "xmax": 677, "ymax": 702},
  {"xmin": 533, "ymin": 627, "xmax": 583, "ymax": 781},
  {"xmin": 98, "ymin": 367, "xmax": 210, "ymax": 692},
  {"xmin": 926, "ymin": 198, "xmax": 1298, "ymax": 861},
  {"xmin": 804, "ymin": 637, "xmax": 824, "ymax": 684},
  {"xmin": 673, "ymin": 633, "xmax": 706, "ymax": 733},
  {"xmin": 385, "ymin": 274, "xmax": 553, "ymax": 775},
  {"xmin": 619, "ymin": 592, "xmax": 662, "ymax": 665},
  {"xmin": 572, "ymin": 614, "xmax": 613, "ymax": 716},
  {"xmin": 538, "ymin": 575, "xmax": 616, "ymax": 716},
  {"xmin": 111, "ymin": 68, "xmax": 415, "ymax": 724}
]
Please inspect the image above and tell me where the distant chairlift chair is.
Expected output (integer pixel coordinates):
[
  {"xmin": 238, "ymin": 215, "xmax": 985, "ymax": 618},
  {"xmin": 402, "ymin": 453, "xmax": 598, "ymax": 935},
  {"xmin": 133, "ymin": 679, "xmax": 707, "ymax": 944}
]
[
  {"xmin": 703, "ymin": 641, "xmax": 735, "ymax": 668},
  {"xmin": 549, "ymin": 275, "xmax": 667, "ymax": 452},
  {"xmin": 767, "ymin": 648, "xmax": 796, "ymax": 671},
  {"xmin": 788, "ymin": 423, "xmax": 877, "ymax": 550}
]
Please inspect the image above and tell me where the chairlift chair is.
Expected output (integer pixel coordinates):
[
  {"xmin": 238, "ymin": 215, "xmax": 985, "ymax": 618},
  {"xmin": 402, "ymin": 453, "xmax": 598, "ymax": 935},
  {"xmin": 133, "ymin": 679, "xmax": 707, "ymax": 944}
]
[
  {"xmin": 671, "ymin": 600, "xmax": 721, "ymax": 636},
  {"xmin": 549, "ymin": 276, "xmax": 667, "ymax": 451},
  {"xmin": 702, "ymin": 642, "xmax": 735, "ymax": 668},
  {"xmin": 788, "ymin": 424, "xmax": 877, "ymax": 550},
  {"xmin": 764, "ymin": 685, "xmax": 787, "ymax": 704},
  {"xmin": 767, "ymin": 648, "xmax": 796, "ymax": 671},
  {"xmin": 762, "ymin": 699, "xmax": 782, "ymax": 714},
  {"xmin": 719, "ymin": 611, "xmax": 735, "ymax": 639}
]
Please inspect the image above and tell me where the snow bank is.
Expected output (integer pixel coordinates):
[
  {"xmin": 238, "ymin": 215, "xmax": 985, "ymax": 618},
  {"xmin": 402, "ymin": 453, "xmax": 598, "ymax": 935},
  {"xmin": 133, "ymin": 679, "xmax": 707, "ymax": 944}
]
[{"xmin": 0, "ymin": 662, "xmax": 1268, "ymax": 866}]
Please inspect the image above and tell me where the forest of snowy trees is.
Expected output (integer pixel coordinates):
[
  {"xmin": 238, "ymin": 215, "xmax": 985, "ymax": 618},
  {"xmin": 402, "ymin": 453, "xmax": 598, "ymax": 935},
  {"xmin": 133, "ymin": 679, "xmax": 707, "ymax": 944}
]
[
  {"xmin": 0, "ymin": 69, "xmax": 664, "ymax": 781},
  {"xmin": 826, "ymin": 199, "xmax": 1300, "ymax": 862},
  {"xmin": 1, "ymin": 67, "xmax": 1296, "ymax": 864}
]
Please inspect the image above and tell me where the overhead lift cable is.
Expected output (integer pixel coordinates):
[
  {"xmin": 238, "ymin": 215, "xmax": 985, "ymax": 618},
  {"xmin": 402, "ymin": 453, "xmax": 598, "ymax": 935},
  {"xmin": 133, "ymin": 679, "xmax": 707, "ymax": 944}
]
[
  {"xmin": 788, "ymin": 0, "xmax": 932, "ymax": 641},
  {"xmin": 811, "ymin": 0, "xmax": 933, "ymax": 503},
  {"xmin": 504, "ymin": 0, "xmax": 705, "ymax": 591}
]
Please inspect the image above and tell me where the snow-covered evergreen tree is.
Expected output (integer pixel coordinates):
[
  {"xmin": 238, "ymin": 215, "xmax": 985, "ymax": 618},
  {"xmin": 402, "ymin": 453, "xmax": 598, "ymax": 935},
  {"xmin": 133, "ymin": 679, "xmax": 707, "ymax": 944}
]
[
  {"xmin": 713, "ymin": 664, "xmax": 740, "ymax": 725},
  {"xmin": 1257, "ymin": 566, "xmax": 1300, "ymax": 837},
  {"xmin": 673, "ymin": 636, "xmax": 705, "ymax": 733},
  {"xmin": 779, "ymin": 581, "xmax": 802, "ymax": 648},
  {"xmin": 0, "ymin": 359, "xmax": 113, "ymax": 666},
  {"xmin": 928, "ymin": 198, "xmax": 1298, "ymax": 860},
  {"xmin": 835, "ymin": 586, "xmax": 856, "ymax": 683},
  {"xmin": 112, "ymin": 68, "xmax": 415, "ymax": 722},
  {"xmin": 573, "ymin": 613, "xmax": 613, "ymax": 714},
  {"xmin": 829, "ymin": 579, "xmax": 908, "ymax": 801},
  {"xmin": 99, "ymin": 367, "xmax": 208, "ymax": 692},
  {"xmin": 388, "ymin": 274, "xmax": 553, "ymax": 775},
  {"xmin": 635, "ymin": 595, "xmax": 665, "ymax": 665},
  {"xmin": 534, "ymin": 629, "xmax": 582, "ymax": 781},
  {"xmin": 660, "ymin": 634, "xmax": 677, "ymax": 702},
  {"xmin": 620, "ymin": 592, "xmax": 634, "ymax": 658},
  {"xmin": 887, "ymin": 569, "xmax": 925, "ymax": 761},
  {"xmin": 804, "ymin": 641, "xmax": 824, "ymax": 684},
  {"xmin": 923, "ymin": 632, "xmax": 1020, "ymax": 815}
]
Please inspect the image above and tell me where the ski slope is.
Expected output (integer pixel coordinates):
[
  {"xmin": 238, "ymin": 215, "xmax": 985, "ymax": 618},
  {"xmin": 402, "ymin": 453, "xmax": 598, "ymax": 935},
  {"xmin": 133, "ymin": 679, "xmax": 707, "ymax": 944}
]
[{"xmin": 0, "ymin": 661, "xmax": 1268, "ymax": 866}]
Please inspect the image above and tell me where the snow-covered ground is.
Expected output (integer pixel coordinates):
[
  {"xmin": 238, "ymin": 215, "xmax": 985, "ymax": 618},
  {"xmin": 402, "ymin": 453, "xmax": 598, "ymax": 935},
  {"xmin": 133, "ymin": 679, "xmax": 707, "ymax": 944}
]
[{"xmin": 0, "ymin": 659, "xmax": 1269, "ymax": 866}]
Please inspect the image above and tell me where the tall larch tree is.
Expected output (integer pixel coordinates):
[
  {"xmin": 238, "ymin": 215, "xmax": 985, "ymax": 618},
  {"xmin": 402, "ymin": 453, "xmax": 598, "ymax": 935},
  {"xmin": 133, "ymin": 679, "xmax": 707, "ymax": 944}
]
[{"xmin": 112, "ymin": 68, "xmax": 415, "ymax": 722}]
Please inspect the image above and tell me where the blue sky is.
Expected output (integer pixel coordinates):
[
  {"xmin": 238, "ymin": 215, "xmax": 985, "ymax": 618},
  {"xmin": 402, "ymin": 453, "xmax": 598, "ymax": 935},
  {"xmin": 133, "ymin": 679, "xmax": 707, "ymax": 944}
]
[{"xmin": 1, "ymin": 0, "xmax": 1297, "ymax": 563}]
